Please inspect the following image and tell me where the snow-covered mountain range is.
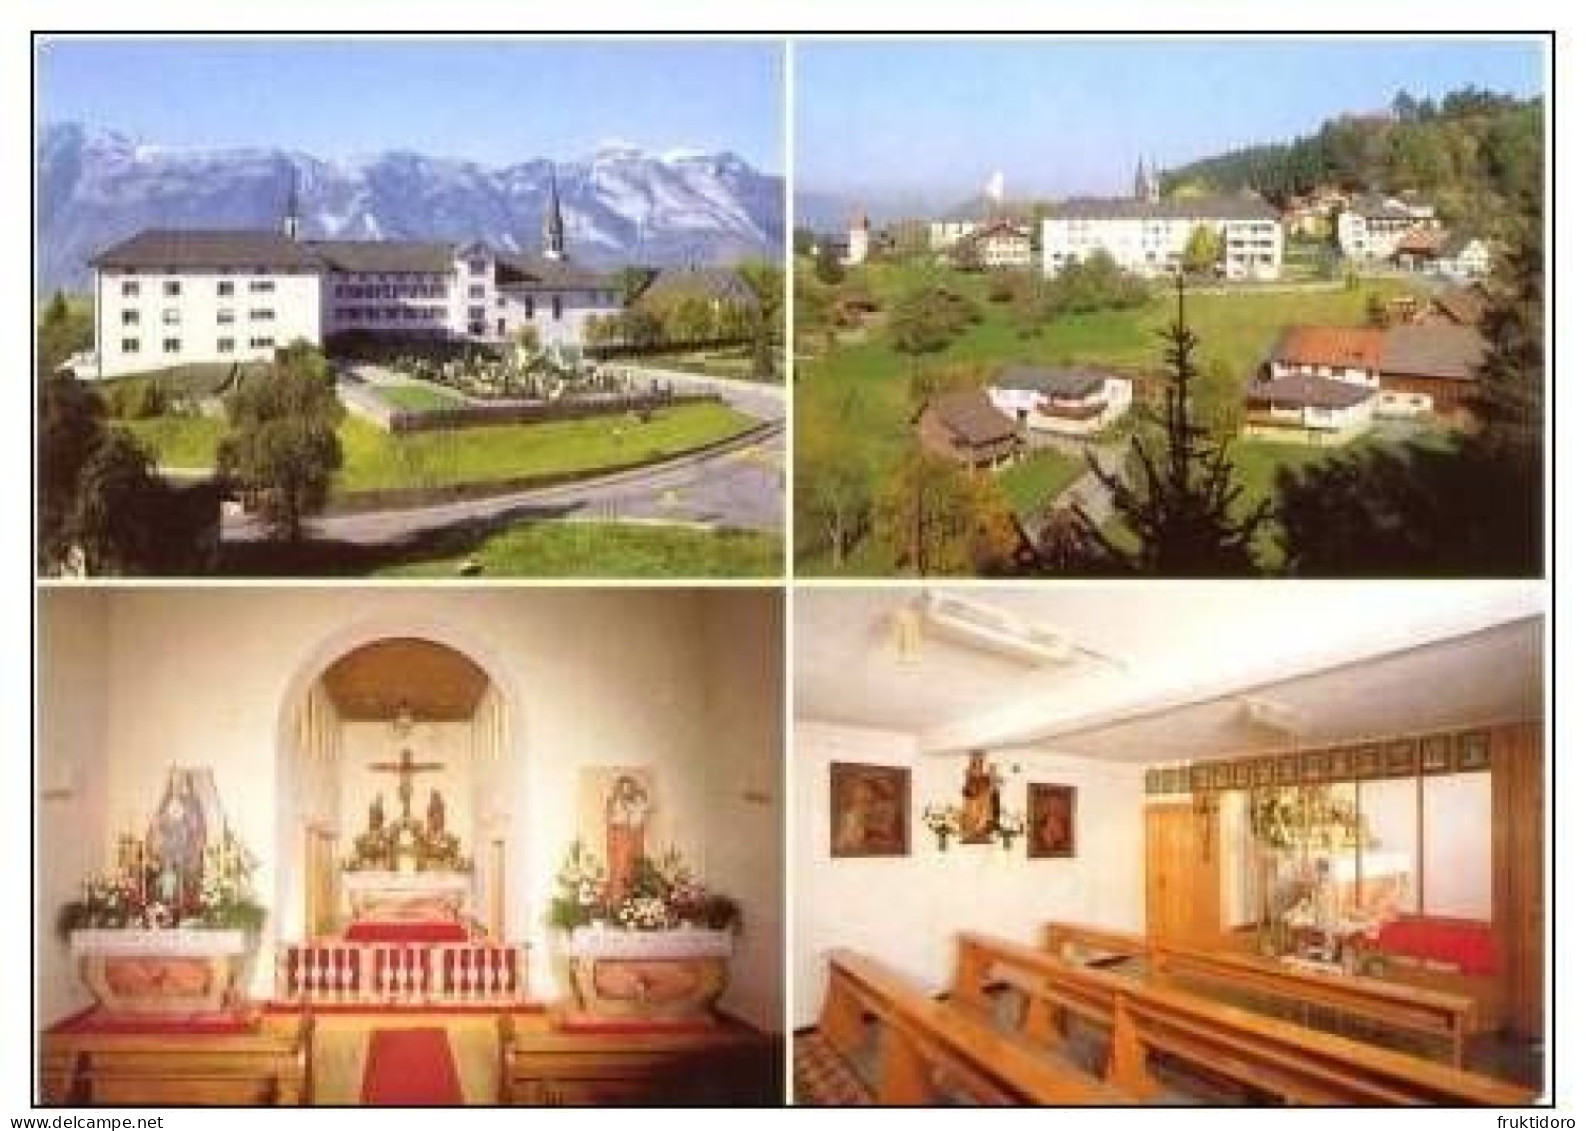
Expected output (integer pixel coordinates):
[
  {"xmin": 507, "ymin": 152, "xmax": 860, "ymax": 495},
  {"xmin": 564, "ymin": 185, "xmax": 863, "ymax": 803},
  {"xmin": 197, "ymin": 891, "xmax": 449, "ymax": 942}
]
[{"xmin": 37, "ymin": 123, "xmax": 784, "ymax": 292}]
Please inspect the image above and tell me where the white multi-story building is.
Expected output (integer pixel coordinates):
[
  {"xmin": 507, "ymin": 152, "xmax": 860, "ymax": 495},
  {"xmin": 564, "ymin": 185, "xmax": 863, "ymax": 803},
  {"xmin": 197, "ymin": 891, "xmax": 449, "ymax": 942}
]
[
  {"xmin": 1039, "ymin": 195, "xmax": 1284, "ymax": 281},
  {"xmin": 1336, "ymin": 193, "xmax": 1438, "ymax": 262},
  {"xmin": 87, "ymin": 178, "xmax": 622, "ymax": 379}
]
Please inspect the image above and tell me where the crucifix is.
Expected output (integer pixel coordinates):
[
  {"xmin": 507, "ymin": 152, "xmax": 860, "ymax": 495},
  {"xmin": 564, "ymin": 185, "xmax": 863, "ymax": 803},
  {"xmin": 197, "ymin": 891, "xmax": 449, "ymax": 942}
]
[{"xmin": 368, "ymin": 748, "xmax": 445, "ymax": 822}]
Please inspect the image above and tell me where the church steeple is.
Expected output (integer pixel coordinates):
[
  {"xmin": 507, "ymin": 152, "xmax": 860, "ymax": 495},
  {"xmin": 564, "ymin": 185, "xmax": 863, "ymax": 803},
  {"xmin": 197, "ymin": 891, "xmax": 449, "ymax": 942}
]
[
  {"xmin": 543, "ymin": 170, "xmax": 567, "ymax": 261},
  {"xmin": 283, "ymin": 167, "xmax": 302, "ymax": 241},
  {"xmin": 1134, "ymin": 155, "xmax": 1148, "ymax": 201}
]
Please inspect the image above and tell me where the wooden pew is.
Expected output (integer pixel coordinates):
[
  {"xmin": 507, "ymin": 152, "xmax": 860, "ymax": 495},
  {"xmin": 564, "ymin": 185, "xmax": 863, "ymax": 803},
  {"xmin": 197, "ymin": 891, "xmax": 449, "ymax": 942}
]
[
  {"xmin": 819, "ymin": 949, "xmax": 1123, "ymax": 1105},
  {"xmin": 1043, "ymin": 921, "xmax": 1476, "ymax": 1066},
  {"xmin": 958, "ymin": 932, "xmax": 1533, "ymax": 1106},
  {"xmin": 40, "ymin": 1014, "xmax": 311, "ymax": 1105}
]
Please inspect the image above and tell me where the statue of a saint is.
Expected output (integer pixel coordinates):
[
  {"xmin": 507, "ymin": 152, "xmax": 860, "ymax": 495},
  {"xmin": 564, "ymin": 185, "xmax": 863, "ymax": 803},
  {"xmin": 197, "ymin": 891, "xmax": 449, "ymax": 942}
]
[
  {"xmin": 369, "ymin": 793, "xmax": 385, "ymax": 832},
  {"xmin": 148, "ymin": 773, "xmax": 206, "ymax": 912},
  {"xmin": 960, "ymin": 751, "xmax": 1000, "ymax": 843},
  {"xmin": 605, "ymin": 775, "xmax": 651, "ymax": 904},
  {"xmin": 427, "ymin": 789, "xmax": 446, "ymax": 837}
]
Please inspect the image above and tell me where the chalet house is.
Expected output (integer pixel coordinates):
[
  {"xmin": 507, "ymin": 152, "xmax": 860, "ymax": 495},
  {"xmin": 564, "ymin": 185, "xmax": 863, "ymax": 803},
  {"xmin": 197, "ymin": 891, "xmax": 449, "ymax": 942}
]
[
  {"xmin": 988, "ymin": 364, "xmax": 1132, "ymax": 436},
  {"xmin": 1393, "ymin": 229, "xmax": 1491, "ymax": 281},
  {"xmin": 1281, "ymin": 186, "xmax": 1349, "ymax": 238},
  {"xmin": 916, "ymin": 389, "xmax": 1021, "ymax": 469},
  {"xmin": 1244, "ymin": 371, "xmax": 1377, "ymax": 442},
  {"xmin": 1246, "ymin": 322, "xmax": 1485, "ymax": 439},
  {"xmin": 964, "ymin": 219, "xmax": 1034, "ymax": 270},
  {"xmin": 1337, "ymin": 193, "xmax": 1437, "ymax": 261},
  {"xmin": 1379, "ymin": 324, "xmax": 1485, "ymax": 416}
]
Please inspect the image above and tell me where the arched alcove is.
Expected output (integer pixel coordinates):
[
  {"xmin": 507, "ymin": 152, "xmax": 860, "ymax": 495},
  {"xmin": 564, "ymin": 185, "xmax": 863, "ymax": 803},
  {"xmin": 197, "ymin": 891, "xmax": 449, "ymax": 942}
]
[{"xmin": 269, "ymin": 616, "xmax": 534, "ymax": 997}]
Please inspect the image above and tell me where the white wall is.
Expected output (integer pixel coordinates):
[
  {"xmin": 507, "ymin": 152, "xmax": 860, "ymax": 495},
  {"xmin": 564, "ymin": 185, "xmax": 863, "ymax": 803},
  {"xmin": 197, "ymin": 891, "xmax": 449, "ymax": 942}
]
[
  {"xmin": 36, "ymin": 591, "xmax": 112, "ymax": 1026},
  {"xmin": 790, "ymin": 720, "xmax": 1145, "ymax": 1029},
  {"xmin": 95, "ymin": 268, "xmax": 323, "ymax": 379},
  {"xmin": 695, "ymin": 591, "xmax": 784, "ymax": 1032},
  {"xmin": 37, "ymin": 588, "xmax": 783, "ymax": 1030}
]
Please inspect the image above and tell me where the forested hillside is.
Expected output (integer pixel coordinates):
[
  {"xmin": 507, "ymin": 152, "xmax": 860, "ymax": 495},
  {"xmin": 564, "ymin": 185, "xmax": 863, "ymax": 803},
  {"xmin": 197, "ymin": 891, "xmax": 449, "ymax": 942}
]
[{"xmin": 1163, "ymin": 88, "xmax": 1543, "ymax": 230}]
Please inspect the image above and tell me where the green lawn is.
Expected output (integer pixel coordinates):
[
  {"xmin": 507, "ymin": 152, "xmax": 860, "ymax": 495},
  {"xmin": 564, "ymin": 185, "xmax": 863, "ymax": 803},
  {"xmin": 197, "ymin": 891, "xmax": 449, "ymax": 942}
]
[
  {"xmin": 337, "ymin": 402, "xmax": 757, "ymax": 493},
  {"xmin": 998, "ymin": 449, "xmax": 1086, "ymax": 519},
  {"xmin": 622, "ymin": 346, "xmax": 780, "ymax": 383},
  {"xmin": 124, "ymin": 401, "xmax": 758, "ymax": 494},
  {"xmin": 796, "ymin": 259, "xmax": 1429, "ymax": 574},
  {"xmin": 373, "ymin": 382, "xmax": 467, "ymax": 411},
  {"xmin": 371, "ymin": 522, "xmax": 782, "ymax": 578},
  {"xmin": 120, "ymin": 416, "xmax": 228, "ymax": 469}
]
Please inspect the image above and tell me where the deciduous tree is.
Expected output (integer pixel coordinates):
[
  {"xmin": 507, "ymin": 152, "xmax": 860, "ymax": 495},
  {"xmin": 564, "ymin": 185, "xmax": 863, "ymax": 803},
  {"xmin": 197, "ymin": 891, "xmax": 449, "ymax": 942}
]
[{"xmin": 216, "ymin": 341, "xmax": 345, "ymax": 542}]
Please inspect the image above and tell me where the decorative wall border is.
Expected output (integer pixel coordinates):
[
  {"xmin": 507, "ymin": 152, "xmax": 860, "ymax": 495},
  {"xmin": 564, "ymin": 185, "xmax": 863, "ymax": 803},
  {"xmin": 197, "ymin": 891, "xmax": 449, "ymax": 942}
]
[{"xmin": 1142, "ymin": 726, "xmax": 1493, "ymax": 796}]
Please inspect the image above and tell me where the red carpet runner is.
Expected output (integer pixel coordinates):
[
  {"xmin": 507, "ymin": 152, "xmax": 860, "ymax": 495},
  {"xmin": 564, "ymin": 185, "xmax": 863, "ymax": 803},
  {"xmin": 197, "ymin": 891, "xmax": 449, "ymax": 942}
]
[{"xmin": 360, "ymin": 1027, "xmax": 464, "ymax": 1105}]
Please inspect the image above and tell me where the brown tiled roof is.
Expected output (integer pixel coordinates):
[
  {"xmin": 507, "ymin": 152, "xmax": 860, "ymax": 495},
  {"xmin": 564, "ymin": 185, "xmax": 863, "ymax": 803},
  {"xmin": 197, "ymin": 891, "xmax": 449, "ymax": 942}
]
[
  {"xmin": 1246, "ymin": 374, "xmax": 1377, "ymax": 410},
  {"xmin": 495, "ymin": 254, "xmax": 614, "ymax": 290},
  {"xmin": 1434, "ymin": 284, "xmax": 1488, "ymax": 327},
  {"xmin": 925, "ymin": 390, "xmax": 1018, "ymax": 446},
  {"xmin": 638, "ymin": 266, "xmax": 758, "ymax": 308},
  {"xmin": 993, "ymin": 364, "xmax": 1112, "ymax": 400},
  {"xmin": 1394, "ymin": 226, "xmax": 1446, "ymax": 256},
  {"xmin": 309, "ymin": 240, "xmax": 459, "ymax": 274},
  {"xmin": 1381, "ymin": 325, "xmax": 1485, "ymax": 383},
  {"xmin": 1048, "ymin": 194, "xmax": 1279, "ymax": 222},
  {"xmin": 1270, "ymin": 326, "xmax": 1385, "ymax": 370},
  {"xmin": 91, "ymin": 229, "xmax": 325, "ymax": 270}
]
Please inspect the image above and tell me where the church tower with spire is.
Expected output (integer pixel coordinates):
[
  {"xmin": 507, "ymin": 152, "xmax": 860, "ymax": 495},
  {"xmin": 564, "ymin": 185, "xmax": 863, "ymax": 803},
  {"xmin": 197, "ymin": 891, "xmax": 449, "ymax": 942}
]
[
  {"xmin": 282, "ymin": 167, "xmax": 302, "ymax": 241},
  {"xmin": 543, "ymin": 170, "xmax": 567, "ymax": 261}
]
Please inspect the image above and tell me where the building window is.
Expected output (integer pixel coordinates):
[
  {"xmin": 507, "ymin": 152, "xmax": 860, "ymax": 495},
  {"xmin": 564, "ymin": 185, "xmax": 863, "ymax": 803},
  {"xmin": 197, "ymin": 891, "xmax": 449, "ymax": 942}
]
[
  {"xmin": 218, "ymin": 280, "xmax": 235, "ymax": 297},
  {"xmin": 249, "ymin": 336, "xmax": 276, "ymax": 350},
  {"xmin": 468, "ymin": 284, "xmax": 486, "ymax": 299},
  {"xmin": 121, "ymin": 338, "xmax": 140, "ymax": 354},
  {"xmin": 121, "ymin": 310, "xmax": 139, "ymax": 326},
  {"xmin": 162, "ymin": 338, "xmax": 181, "ymax": 354},
  {"xmin": 469, "ymin": 259, "xmax": 488, "ymax": 276},
  {"xmin": 217, "ymin": 338, "xmax": 235, "ymax": 354},
  {"xmin": 249, "ymin": 280, "xmax": 276, "ymax": 294},
  {"xmin": 162, "ymin": 309, "xmax": 181, "ymax": 325},
  {"xmin": 120, "ymin": 281, "xmax": 140, "ymax": 298},
  {"xmin": 250, "ymin": 309, "xmax": 275, "ymax": 322},
  {"xmin": 551, "ymin": 295, "xmax": 563, "ymax": 320},
  {"xmin": 163, "ymin": 281, "xmax": 181, "ymax": 297},
  {"xmin": 525, "ymin": 296, "xmax": 535, "ymax": 318},
  {"xmin": 468, "ymin": 305, "xmax": 486, "ymax": 322},
  {"xmin": 218, "ymin": 310, "xmax": 236, "ymax": 325}
]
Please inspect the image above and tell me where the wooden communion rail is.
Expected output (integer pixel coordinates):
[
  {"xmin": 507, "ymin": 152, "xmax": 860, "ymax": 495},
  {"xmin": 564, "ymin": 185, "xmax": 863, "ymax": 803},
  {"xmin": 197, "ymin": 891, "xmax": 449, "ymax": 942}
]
[
  {"xmin": 957, "ymin": 932, "xmax": 1532, "ymax": 1105},
  {"xmin": 277, "ymin": 940, "xmax": 529, "ymax": 1006},
  {"xmin": 1042, "ymin": 921, "xmax": 1476, "ymax": 1067},
  {"xmin": 819, "ymin": 949, "xmax": 1123, "ymax": 1105},
  {"xmin": 40, "ymin": 1015, "xmax": 310, "ymax": 1106}
]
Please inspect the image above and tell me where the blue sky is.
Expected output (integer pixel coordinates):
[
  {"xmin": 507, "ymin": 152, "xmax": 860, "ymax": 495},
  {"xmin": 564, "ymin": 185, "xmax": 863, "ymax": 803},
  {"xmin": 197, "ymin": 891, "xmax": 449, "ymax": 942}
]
[
  {"xmin": 798, "ymin": 38, "xmax": 1547, "ymax": 200},
  {"xmin": 37, "ymin": 38, "xmax": 784, "ymax": 171}
]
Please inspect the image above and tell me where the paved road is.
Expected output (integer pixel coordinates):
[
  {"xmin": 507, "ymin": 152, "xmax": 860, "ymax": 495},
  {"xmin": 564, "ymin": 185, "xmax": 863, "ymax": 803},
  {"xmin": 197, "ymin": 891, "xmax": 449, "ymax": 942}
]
[{"xmin": 223, "ymin": 422, "xmax": 784, "ymax": 546}]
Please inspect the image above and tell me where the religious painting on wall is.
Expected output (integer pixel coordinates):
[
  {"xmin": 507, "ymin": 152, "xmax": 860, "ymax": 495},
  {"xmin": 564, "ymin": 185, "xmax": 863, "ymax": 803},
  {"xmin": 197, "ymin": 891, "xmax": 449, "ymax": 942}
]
[
  {"xmin": 1028, "ymin": 783, "xmax": 1077, "ymax": 859},
  {"xmin": 579, "ymin": 767, "xmax": 661, "ymax": 903},
  {"xmin": 830, "ymin": 762, "xmax": 909, "ymax": 857}
]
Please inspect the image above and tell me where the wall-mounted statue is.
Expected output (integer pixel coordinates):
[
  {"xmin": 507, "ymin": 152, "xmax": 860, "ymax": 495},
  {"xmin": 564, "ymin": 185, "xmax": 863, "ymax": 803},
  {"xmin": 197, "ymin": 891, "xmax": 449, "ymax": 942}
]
[{"xmin": 960, "ymin": 750, "xmax": 1001, "ymax": 844}]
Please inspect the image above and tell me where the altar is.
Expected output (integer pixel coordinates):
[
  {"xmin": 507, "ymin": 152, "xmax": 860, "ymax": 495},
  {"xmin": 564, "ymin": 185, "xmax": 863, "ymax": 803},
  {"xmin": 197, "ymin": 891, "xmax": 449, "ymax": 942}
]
[{"xmin": 343, "ymin": 872, "xmax": 474, "ymax": 927}]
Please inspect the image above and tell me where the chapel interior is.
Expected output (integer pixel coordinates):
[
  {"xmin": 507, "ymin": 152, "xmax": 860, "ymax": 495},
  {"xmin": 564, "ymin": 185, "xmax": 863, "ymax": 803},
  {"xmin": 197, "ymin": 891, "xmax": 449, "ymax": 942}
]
[
  {"xmin": 791, "ymin": 582, "xmax": 1547, "ymax": 1106},
  {"xmin": 35, "ymin": 586, "xmax": 784, "ymax": 1106}
]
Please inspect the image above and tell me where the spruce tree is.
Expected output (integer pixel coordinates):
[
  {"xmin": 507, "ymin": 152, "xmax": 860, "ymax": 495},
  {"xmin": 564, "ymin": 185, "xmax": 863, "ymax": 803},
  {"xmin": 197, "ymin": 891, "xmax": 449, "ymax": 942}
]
[{"xmin": 1072, "ymin": 274, "xmax": 1269, "ymax": 575}]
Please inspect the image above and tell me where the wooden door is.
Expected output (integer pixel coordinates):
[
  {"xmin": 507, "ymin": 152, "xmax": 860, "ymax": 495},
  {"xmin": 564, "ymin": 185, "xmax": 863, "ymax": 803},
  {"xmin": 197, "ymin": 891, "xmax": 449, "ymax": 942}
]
[
  {"xmin": 1144, "ymin": 802, "xmax": 1220, "ymax": 945},
  {"xmin": 1492, "ymin": 721, "xmax": 1544, "ymax": 1040}
]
